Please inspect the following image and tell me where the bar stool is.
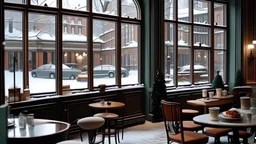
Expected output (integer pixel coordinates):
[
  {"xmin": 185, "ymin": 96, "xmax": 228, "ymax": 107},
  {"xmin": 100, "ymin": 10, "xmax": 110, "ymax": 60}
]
[
  {"xmin": 77, "ymin": 116, "xmax": 105, "ymax": 144},
  {"xmin": 94, "ymin": 112, "xmax": 119, "ymax": 144}
]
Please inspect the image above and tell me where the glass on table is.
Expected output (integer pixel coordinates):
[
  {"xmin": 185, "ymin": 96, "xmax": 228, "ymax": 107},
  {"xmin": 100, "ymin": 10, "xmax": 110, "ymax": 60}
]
[{"xmin": 8, "ymin": 114, "xmax": 14, "ymax": 125}]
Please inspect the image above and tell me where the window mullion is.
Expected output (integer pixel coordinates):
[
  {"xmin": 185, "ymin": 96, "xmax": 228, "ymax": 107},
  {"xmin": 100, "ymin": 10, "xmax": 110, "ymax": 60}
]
[
  {"xmin": 23, "ymin": 9, "xmax": 29, "ymax": 89},
  {"xmin": 116, "ymin": 0, "xmax": 122, "ymax": 87},
  {"xmin": 210, "ymin": 0, "xmax": 215, "ymax": 81},
  {"xmin": 0, "ymin": 0, "xmax": 4, "ymax": 104},
  {"xmin": 191, "ymin": 0, "xmax": 195, "ymax": 84},
  {"xmin": 174, "ymin": 0, "xmax": 178, "ymax": 87},
  {"xmin": 88, "ymin": 0, "xmax": 94, "ymax": 91}
]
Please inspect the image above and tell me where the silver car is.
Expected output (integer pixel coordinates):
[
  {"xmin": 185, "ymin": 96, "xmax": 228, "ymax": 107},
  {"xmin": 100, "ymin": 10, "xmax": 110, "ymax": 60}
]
[
  {"xmin": 94, "ymin": 65, "xmax": 129, "ymax": 78},
  {"xmin": 31, "ymin": 64, "xmax": 81, "ymax": 80}
]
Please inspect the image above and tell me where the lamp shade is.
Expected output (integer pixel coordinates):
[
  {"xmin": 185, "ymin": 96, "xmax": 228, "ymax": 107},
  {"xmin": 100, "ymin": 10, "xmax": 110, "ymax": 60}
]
[
  {"xmin": 253, "ymin": 40, "xmax": 256, "ymax": 44},
  {"xmin": 248, "ymin": 44, "xmax": 254, "ymax": 49}
]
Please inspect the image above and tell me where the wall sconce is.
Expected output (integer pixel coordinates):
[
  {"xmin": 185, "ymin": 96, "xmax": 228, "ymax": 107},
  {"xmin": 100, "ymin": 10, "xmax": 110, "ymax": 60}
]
[{"xmin": 248, "ymin": 44, "xmax": 255, "ymax": 63}]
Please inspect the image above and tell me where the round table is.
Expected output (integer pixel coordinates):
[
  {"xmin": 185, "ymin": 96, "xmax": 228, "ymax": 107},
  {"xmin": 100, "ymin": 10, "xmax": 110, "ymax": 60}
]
[
  {"xmin": 193, "ymin": 113, "xmax": 256, "ymax": 144},
  {"xmin": 89, "ymin": 101, "xmax": 125, "ymax": 110},
  {"xmin": 8, "ymin": 119, "xmax": 70, "ymax": 144}
]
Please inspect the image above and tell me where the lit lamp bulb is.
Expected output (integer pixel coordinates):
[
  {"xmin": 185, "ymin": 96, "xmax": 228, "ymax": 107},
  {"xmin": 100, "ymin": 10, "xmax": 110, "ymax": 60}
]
[
  {"xmin": 83, "ymin": 52, "xmax": 87, "ymax": 57},
  {"xmin": 75, "ymin": 53, "xmax": 79, "ymax": 57},
  {"xmin": 248, "ymin": 44, "xmax": 254, "ymax": 49},
  {"xmin": 64, "ymin": 52, "xmax": 67, "ymax": 57}
]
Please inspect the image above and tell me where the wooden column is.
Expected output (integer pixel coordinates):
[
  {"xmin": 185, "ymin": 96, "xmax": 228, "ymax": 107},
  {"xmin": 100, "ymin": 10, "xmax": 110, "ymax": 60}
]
[{"xmin": 0, "ymin": 0, "xmax": 5, "ymax": 105}]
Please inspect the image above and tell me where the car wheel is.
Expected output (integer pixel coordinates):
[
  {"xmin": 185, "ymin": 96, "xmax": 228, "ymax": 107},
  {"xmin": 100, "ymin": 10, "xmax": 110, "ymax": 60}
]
[
  {"xmin": 70, "ymin": 75, "xmax": 76, "ymax": 80},
  {"xmin": 32, "ymin": 72, "xmax": 37, "ymax": 78},
  {"xmin": 121, "ymin": 73, "xmax": 126, "ymax": 78},
  {"xmin": 49, "ymin": 73, "xmax": 55, "ymax": 79},
  {"xmin": 109, "ymin": 72, "xmax": 114, "ymax": 78}
]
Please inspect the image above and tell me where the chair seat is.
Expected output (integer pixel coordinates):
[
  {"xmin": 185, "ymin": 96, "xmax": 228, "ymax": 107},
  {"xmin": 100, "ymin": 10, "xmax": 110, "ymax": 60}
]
[
  {"xmin": 183, "ymin": 121, "xmax": 203, "ymax": 131},
  {"xmin": 204, "ymin": 127, "xmax": 232, "ymax": 137},
  {"xmin": 77, "ymin": 116, "xmax": 105, "ymax": 130},
  {"xmin": 228, "ymin": 130, "xmax": 250, "ymax": 137},
  {"xmin": 94, "ymin": 112, "xmax": 119, "ymax": 119},
  {"xmin": 182, "ymin": 109, "xmax": 199, "ymax": 114},
  {"xmin": 169, "ymin": 131, "xmax": 208, "ymax": 144}
]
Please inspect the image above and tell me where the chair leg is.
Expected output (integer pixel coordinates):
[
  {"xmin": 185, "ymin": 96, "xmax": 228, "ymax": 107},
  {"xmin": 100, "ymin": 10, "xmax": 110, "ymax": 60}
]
[
  {"xmin": 215, "ymin": 137, "xmax": 220, "ymax": 144},
  {"xmin": 243, "ymin": 137, "xmax": 248, "ymax": 144},
  {"xmin": 117, "ymin": 129, "xmax": 120, "ymax": 143},
  {"xmin": 114, "ymin": 120, "xmax": 118, "ymax": 144},
  {"xmin": 108, "ymin": 120, "xmax": 111, "ymax": 144},
  {"xmin": 80, "ymin": 130, "xmax": 83, "ymax": 141}
]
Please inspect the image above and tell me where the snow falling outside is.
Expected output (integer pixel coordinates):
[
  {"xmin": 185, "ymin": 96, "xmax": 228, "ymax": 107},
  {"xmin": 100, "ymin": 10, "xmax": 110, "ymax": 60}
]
[{"xmin": 5, "ymin": 70, "xmax": 139, "ymax": 96}]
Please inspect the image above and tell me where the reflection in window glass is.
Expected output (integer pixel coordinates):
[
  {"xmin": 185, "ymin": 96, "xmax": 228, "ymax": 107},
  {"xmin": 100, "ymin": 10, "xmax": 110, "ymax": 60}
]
[
  {"xmin": 4, "ymin": 10, "xmax": 23, "ymax": 96},
  {"xmin": 164, "ymin": 23, "xmax": 175, "ymax": 86},
  {"xmin": 178, "ymin": 24, "xmax": 191, "ymax": 46},
  {"xmin": 28, "ymin": 13, "xmax": 56, "ymax": 93},
  {"xmin": 165, "ymin": 0, "xmax": 175, "ymax": 20},
  {"xmin": 93, "ymin": 0, "xmax": 117, "ymax": 16},
  {"xmin": 194, "ymin": 26, "xmax": 210, "ymax": 47},
  {"xmin": 178, "ymin": 47, "xmax": 191, "ymax": 85},
  {"xmin": 178, "ymin": 0, "xmax": 190, "ymax": 22},
  {"xmin": 214, "ymin": 50, "xmax": 226, "ymax": 83},
  {"xmin": 194, "ymin": 50, "xmax": 209, "ymax": 84},
  {"xmin": 214, "ymin": 3, "xmax": 226, "ymax": 26},
  {"xmin": 194, "ymin": 0, "xmax": 210, "ymax": 25},
  {"xmin": 214, "ymin": 29, "xmax": 226, "ymax": 49},
  {"xmin": 122, "ymin": 0, "xmax": 138, "ymax": 19},
  {"xmin": 62, "ymin": 16, "xmax": 87, "ymax": 89},
  {"xmin": 121, "ymin": 24, "xmax": 139, "ymax": 85},
  {"xmin": 63, "ymin": 0, "xmax": 87, "ymax": 11},
  {"xmin": 31, "ymin": 0, "xmax": 57, "ymax": 8},
  {"xmin": 4, "ymin": 0, "xmax": 26, "ymax": 4},
  {"xmin": 93, "ymin": 20, "xmax": 116, "ymax": 86}
]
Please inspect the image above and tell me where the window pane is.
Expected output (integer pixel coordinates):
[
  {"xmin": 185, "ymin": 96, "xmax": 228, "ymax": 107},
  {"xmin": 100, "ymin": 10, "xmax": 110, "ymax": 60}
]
[
  {"xmin": 165, "ymin": 0, "xmax": 175, "ymax": 20},
  {"xmin": 121, "ymin": 24, "xmax": 138, "ymax": 85},
  {"xmin": 194, "ymin": 26, "xmax": 210, "ymax": 47},
  {"xmin": 122, "ymin": 0, "xmax": 139, "ymax": 19},
  {"xmin": 214, "ymin": 3, "xmax": 226, "ymax": 26},
  {"xmin": 214, "ymin": 50, "xmax": 226, "ymax": 83},
  {"xmin": 178, "ymin": 47, "xmax": 191, "ymax": 85},
  {"xmin": 194, "ymin": 0, "xmax": 210, "ymax": 25},
  {"xmin": 31, "ymin": 0, "xmax": 57, "ymax": 8},
  {"xmin": 178, "ymin": 24, "xmax": 191, "ymax": 46},
  {"xmin": 194, "ymin": 50, "xmax": 209, "ymax": 84},
  {"xmin": 93, "ymin": 0, "xmax": 117, "ymax": 16},
  {"xmin": 164, "ymin": 23, "xmax": 175, "ymax": 86},
  {"xmin": 62, "ymin": 16, "xmax": 87, "ymax": 89},
  {"xmin": 63, "ymin": 0, "xmax": 87, "ymax": 11},
  {"xmin": 214, "ymin": 29, "xmax": 226, "ymax": 49},
  {"xmin": 93, "ymin": 20, "xmax": 116, "ymax": 86},
  {"xmin": 178, "ymin": 0, "xmax": 190, "ymax": 22},
  {"xmin": 4, "ymin": 0, "xmax": 26, "ymax": 4},
  {"xmin": 4, "ymin": 10, "xmax": 23, "ymax": 97},
  {"xmin": 29, "ymin": 13, "xmax": 56, "ymax": 93}
]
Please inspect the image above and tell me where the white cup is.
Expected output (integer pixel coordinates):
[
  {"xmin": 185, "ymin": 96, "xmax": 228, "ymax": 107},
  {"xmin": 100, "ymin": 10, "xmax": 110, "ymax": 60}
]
[
  {"xmin": 240, "ymin": 97, "xmax": 250, "ymax": 110},
  {"xmin": 209, "ymin": 107, "xmax": 220, "ymax": 121},
  {"xmin": 222, "ymin": 90, "xmax": 227, "ymax": 96},
  {"xmin": 202, "ymin": 89, "xmax": 207, "ymax": 98},
  {"xmin": 216, "ymin": 88, "xmax": 222, "ymax": 97},
  {"xmin": 208, "ymin": 92, "xmax": 214, "ymax": 99}
]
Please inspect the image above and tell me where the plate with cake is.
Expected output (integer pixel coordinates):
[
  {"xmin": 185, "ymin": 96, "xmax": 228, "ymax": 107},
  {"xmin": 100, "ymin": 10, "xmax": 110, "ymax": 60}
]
[{"xmin": 220, "ymin": 109, "xmax": 243, "ymax": 121}]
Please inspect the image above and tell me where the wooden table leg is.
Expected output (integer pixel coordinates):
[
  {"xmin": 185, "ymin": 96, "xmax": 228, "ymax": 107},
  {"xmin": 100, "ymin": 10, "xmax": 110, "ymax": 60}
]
[{"xmin": 204, "ymin": 107, "xmax": 207, "ymax": 114}]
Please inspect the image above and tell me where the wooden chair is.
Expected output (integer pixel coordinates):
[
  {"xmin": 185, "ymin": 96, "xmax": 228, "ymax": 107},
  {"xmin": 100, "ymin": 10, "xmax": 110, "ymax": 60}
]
[
  {"xmin": 227, "ymin": 86, "xmax": 254, "ymax": 144},
  {"xmin": 182, "ymin": 109, "xmax": 203, "ymax": 132},
  {"xmin": 161, "ymin": 100, "xmax": 208, "ymax": 144}
]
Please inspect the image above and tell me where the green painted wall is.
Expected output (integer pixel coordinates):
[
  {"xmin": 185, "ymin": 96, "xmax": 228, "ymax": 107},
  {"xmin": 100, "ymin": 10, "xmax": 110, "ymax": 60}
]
[
  {"xmin": 228, "ymin": 0, "xmax": 243, "ymax": 91},
  {"xmin": 0, "ymin": 104, "xmax": 7, "ymax": 144}
]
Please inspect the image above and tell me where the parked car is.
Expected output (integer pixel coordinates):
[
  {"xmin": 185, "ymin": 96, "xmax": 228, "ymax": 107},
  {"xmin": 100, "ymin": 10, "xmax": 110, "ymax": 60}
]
[
  {"xmin": 170, "ymin": 65, "xmax": 208, "ymax": 81},
  {"xmin": 31, "ymin": 64, "xmax": 81, "ymax": 80},
  {"xmin": 77, "ymin": 65, "xmax": 129, "ymax": 82}
]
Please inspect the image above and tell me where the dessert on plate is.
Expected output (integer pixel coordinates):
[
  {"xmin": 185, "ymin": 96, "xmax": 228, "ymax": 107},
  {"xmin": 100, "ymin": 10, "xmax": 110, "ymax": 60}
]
[{"xmin": 225, "ymin": 110, "xmax": 241, "ymax": 118}]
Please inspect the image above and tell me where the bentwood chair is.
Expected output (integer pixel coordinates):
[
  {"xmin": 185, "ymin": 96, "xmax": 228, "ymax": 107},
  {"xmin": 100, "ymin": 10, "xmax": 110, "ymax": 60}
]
[
  {"xmin": 227, "ymin": 86, "xmax": 254, "ymax": 144},
  {"xmin": 161, "ymin": 100, "xmax": 208, "ymax": 144}
]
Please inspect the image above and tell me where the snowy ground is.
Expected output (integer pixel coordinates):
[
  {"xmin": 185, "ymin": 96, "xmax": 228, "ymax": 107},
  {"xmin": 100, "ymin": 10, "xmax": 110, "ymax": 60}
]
[{"xmin": 4, "ymin": 70, "xmax": 139, "ymax": 95}]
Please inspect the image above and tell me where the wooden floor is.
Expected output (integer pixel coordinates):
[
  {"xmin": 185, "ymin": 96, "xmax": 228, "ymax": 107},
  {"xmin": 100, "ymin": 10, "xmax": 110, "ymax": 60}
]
[{"xmin": 69, "ymin": 121, "xmax": 256, "ymax": 144}]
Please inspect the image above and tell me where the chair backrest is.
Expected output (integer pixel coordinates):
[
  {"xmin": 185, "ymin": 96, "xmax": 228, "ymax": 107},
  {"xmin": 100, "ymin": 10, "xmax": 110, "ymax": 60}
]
[
  {"xmin": 232, "ymin": 86, "xmax": 253, "ymax": 108},
  {"xmin": 161, "ymin": 100, "xmax": 184, "ymax": 142}
]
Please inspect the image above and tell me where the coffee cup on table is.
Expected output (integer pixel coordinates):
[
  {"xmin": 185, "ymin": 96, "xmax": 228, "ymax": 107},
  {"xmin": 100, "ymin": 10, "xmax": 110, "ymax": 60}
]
[
  {"xmin": 208, "ymin": 92, "xmax": 214, "ymax": 99},
  {"xmin": 216, "ymin": 88, "xmax": 222, "ymax": 97},
  {"xmin": 240, "ymin": 97, "xmax": 250, "ymax": 110},
  {"xmin": 209, "ymin": 107, "xmax": 220, "ymax": 121},
  {"xmin": 202, "ymin": 89, "xmax": 207, "ymax": 98},
  {"xmin": 222, "ymin": 90, "xmax": 227, "ymax": 96}
]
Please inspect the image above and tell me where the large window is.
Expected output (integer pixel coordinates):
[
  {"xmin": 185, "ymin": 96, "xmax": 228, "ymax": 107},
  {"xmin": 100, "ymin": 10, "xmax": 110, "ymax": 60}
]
[
  {"xmin": 3, "ymin": 0, "xmax": 141, "ymax": 96},
  {"xmin": 164, "ymin": 0, "xmax": 227, "ymax": 87}
]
